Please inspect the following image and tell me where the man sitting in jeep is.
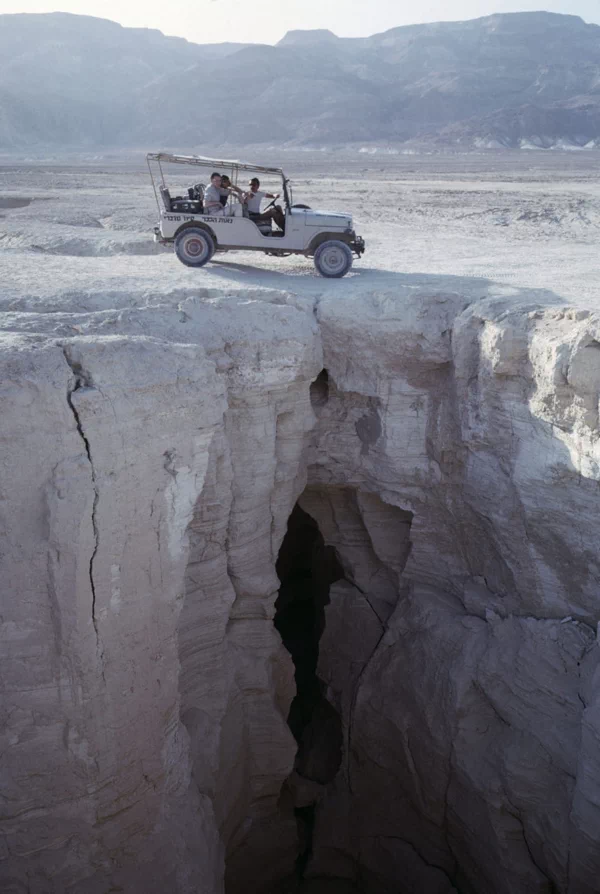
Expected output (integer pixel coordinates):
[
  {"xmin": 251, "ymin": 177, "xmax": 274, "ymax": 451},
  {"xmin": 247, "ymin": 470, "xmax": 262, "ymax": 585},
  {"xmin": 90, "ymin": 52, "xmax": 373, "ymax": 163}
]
[
  {"xmin": 244, "ymin": 177, "xmax": 285, "ymax": 230},
  {"xmin": 220, "ymin": 175, "xmax": 243, "ymax": 207},
  {"xmin": 204, "ymin": 172, "xmax": 239, "ymax": 216}
]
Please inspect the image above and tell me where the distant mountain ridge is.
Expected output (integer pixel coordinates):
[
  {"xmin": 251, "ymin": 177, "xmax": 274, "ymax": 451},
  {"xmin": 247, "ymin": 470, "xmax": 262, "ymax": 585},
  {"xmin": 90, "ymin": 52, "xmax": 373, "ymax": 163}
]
[{"xmin": 1, "ymin": 10, "xmax": 600, "ymax": 150}]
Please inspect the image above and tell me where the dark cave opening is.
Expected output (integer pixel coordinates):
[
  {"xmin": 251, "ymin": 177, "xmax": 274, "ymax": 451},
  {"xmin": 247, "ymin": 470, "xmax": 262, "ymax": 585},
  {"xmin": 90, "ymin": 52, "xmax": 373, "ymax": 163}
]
[
  {"xmin": 309, "ymin": 369, "xmax": 330, "ymax": 413},
  {"xmin": 275, "ymin": 503, "xmax": 344, "ymax": 881}
]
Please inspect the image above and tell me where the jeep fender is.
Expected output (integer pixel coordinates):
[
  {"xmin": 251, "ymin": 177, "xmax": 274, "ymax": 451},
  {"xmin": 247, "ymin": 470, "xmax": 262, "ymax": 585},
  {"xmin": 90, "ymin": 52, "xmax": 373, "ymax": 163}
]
[
  {"xmin": 173, "ymin": 219, "xmax": 218, "ymax": 246},
  {"xmin": 306, "ymin": 232, "xmax": 352, "ymax": 256}
]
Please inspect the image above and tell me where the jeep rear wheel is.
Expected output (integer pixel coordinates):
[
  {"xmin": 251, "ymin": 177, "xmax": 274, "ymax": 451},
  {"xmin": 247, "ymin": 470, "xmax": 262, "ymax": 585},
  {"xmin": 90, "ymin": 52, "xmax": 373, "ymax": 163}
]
[
  {"xmin": 314, "ymin": 240, "xmax": 353, "ymax": 278},
  {"xmin": 175, "ymin": 227, "xmax": 215, "ymax": 267}
]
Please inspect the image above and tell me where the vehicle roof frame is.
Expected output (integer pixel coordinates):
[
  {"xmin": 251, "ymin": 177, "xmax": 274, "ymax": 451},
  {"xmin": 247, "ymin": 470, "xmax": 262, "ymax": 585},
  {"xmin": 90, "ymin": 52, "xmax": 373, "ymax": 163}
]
[
  {"xmin": 146, "ymin": 152, "xmax": 291, "ymax": 214},
  {"xmin": 146, "ymin": 152, "xmax": 286, "ymax": 177}
]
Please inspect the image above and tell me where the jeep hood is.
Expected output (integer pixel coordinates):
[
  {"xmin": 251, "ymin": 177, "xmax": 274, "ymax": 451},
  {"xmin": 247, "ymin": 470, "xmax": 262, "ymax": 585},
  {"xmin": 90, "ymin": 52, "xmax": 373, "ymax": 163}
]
[{"xmin": 296, "ymin": 209, "xmax": 353, "ymax": 228}]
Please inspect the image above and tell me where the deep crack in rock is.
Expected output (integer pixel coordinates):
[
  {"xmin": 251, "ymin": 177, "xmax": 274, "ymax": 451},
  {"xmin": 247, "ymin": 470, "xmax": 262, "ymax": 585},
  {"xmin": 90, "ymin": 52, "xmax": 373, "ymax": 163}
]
[
  {"xmin": 275, "ymin": 503, "xmax": 344, "ymax": 884},
  {"xmin": 62, "ymin": 348, "xmax": 102, "ymax": 656}
]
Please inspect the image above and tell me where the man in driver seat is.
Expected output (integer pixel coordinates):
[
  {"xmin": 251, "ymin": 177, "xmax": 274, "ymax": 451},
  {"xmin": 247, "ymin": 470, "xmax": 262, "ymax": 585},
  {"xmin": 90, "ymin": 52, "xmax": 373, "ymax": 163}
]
[{"xmin": 244, "ymin": 177, "xmax": 285, "ymax": 230}]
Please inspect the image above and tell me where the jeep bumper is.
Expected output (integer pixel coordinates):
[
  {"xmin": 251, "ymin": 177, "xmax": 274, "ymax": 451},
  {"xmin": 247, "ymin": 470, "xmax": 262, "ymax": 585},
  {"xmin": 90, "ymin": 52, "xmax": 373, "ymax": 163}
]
[{"xmin": 153, "ymin": 226, "xmax": 168, "ymax": 245}]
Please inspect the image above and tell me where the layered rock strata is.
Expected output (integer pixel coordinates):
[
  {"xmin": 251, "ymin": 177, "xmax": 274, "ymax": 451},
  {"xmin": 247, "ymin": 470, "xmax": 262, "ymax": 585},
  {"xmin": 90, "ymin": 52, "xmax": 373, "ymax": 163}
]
[{"xmin": 1, "ymin": 282, "xmax": 600, "ymax": 894}]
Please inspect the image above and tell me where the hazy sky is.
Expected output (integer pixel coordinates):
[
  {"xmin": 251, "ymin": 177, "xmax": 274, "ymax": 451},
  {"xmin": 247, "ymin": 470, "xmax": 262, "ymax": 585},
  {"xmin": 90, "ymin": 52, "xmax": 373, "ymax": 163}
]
[{"xmin": 1, "ymin": 0, "xmax": 600, "ymax": 44}]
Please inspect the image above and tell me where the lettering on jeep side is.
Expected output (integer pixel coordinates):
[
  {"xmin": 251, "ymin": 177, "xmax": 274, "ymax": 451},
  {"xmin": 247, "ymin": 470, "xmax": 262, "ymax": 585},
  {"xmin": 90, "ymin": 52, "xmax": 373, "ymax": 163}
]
[{"xmin": 165, "ymin": 214, "xmax": 232, "ymax": 224}]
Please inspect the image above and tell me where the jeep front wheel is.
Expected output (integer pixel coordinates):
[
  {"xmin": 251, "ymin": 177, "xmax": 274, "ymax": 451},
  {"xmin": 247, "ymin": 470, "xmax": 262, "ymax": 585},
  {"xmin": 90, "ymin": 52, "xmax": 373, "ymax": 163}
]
[
  {"xmin": 314, "ymin": 240, "xmax": 353, "ymax": 278},
  {"xmin": 175, "ymin": 227, "xmax": 215, "ymax": 267}
]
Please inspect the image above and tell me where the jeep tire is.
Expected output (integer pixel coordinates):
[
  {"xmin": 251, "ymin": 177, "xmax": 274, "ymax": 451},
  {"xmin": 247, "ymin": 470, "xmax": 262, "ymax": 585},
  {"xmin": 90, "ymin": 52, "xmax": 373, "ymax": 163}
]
[
  {"xmin": 175, "ymin": 227, "xmax": 215, "ymax": 267},
  {"xmin": 314, "ymin": 240, "xmax": 353, "ymax": 278}
]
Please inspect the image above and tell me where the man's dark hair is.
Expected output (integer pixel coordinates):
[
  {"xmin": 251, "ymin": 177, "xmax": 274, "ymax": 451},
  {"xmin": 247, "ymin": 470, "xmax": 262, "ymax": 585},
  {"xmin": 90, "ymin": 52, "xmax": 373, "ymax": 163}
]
[
  {"xmin": 211, "ymin": 172, "xmax": 221, "ymax": 179},
  {"xmin": 251, "ymin": 177, "xmax": 260, "ymax": 186}
]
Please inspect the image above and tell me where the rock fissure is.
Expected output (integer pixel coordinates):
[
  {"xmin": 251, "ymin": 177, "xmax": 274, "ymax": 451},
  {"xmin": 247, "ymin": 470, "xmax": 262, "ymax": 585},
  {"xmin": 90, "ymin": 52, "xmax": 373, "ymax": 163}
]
[
  {"xmin": 346, "ymin": 577, "xmax": 386, "ymax": 628},
  {"xmin": 442, "ymin": 737, "xmax": 459, "ymax": 890},
  {"xmin": 345, "ymin": 625, "xmax": 389, "ymax": 799},
  {"xmin": 62, "ymin": 348, "xmax": 102, "ymax": 657},
  {"xmin": 365, "ymin": 835, "xmax": 458, "ymax": 891},
  {"xmin": 505, "ymin": 790, "xmax": 558, "ymax": 891},
  {"xmin": 274, "ymin": 502, "xmax": 344, "ymax": 884}
]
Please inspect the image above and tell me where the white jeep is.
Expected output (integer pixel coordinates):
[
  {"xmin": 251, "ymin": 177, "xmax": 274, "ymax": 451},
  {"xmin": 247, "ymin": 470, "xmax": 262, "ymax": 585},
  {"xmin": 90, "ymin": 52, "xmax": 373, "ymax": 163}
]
[{"xmin": 147, "ymin": 153, "xmax": 365, "ymax": 278}]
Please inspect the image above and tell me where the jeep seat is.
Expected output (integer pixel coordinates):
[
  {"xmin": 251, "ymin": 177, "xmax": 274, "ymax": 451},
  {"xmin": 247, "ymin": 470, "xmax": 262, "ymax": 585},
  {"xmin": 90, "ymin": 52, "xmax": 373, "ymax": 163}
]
[
  {"xmin": 253, "ymin": 220, "xmax": 273, "ymax": 235},
  {"xmin": 159, "ymin": 186, "xmax": 172, "ymax": 213}
]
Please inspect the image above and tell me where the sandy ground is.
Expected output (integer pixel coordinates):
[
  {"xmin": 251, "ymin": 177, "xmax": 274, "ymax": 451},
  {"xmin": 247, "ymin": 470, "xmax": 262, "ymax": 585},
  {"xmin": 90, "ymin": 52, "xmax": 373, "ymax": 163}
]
[{"xmin": 0, "ymin": 150, "xmax": 599, "ymax": 313}]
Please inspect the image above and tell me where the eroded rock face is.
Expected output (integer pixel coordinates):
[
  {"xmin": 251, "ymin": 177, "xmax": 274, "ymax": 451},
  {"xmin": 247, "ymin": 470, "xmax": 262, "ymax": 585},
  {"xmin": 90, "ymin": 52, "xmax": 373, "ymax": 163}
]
[
  {"xmin": 2, "ymin": 283, "xmax": 600, "ymax": 894},
  {"xmin": 302, "ymin": 290, "xmax": 600, "ymax": 894},
  {"xmin": 0, "ymin": 292, "xmax": 320, "ymax": 894}
]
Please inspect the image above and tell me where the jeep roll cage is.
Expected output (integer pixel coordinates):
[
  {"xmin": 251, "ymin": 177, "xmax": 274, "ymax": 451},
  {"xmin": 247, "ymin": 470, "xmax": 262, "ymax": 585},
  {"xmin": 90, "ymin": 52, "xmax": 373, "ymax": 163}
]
[{"xmin": 146, "ymin": 152, "xmax": 293, "ymax": 213}]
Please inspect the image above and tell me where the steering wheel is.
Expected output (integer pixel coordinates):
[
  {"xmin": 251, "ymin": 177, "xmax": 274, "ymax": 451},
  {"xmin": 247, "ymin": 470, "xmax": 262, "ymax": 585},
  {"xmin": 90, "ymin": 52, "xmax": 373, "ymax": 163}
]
[{"xmin": 264, "ymin": 198, "xmax": 278, "ymax": 211}]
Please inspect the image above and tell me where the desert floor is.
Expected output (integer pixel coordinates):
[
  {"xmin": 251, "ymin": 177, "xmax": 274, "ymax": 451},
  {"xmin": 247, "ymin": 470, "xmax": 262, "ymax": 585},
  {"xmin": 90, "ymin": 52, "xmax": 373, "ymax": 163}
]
[{"xmin": 1, "ymin": 150, "xmax": 599, "ymax": 313}]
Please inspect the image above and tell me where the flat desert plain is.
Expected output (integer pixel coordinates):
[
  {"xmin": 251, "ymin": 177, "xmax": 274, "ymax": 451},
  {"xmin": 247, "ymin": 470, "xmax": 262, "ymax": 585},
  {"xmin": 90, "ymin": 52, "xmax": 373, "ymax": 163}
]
[{"xmin": 0, "ymin": 150, "xmax": 599, "ymax": 311}]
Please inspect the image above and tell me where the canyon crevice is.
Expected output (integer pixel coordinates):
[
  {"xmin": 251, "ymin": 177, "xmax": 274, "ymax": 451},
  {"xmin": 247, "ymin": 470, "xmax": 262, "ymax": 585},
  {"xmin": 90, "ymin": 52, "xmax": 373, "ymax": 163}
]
[{"xmin": 2, "ymin": 281, "xmax": 600, "ymax": 894}]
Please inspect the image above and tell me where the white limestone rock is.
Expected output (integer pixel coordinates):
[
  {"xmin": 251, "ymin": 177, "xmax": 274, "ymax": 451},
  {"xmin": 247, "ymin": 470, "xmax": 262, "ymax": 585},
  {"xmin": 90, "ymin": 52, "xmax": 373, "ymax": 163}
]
[
  {"xmin": 0, "ymin": 291, "xmax": 321, "ymax": 894},
  {"xmin": 3, "ymin": 276, "xmax": 600, "ymax": 894},
  {"xmin": 304, "ymin": 286, "xmax": 600, "ymax": 894}
]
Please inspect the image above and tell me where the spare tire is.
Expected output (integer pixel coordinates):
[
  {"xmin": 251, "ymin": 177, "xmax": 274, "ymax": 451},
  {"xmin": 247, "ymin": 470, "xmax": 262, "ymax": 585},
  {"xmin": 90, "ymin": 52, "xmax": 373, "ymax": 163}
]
[
  {"xmin": 175, "ymin": 227, "xmax": 215, "ymax": 268},
  {"xmin": 292, "ymin": 203, "xmax": 311, "ymax": 210}
]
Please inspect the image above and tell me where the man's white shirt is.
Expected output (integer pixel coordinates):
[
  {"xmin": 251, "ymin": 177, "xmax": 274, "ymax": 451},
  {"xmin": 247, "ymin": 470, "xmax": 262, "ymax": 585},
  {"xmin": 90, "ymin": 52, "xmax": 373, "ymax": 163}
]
[
  {"xmin": 204, "ymin": 183, "xmax": 229, "ymax": 209},
  {"xmin": 245, "ymin": 190, "xmax": 266, "ymax": 214}
]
